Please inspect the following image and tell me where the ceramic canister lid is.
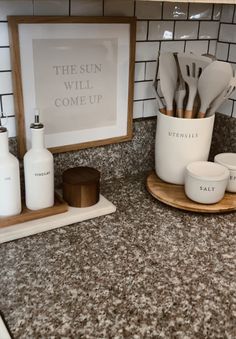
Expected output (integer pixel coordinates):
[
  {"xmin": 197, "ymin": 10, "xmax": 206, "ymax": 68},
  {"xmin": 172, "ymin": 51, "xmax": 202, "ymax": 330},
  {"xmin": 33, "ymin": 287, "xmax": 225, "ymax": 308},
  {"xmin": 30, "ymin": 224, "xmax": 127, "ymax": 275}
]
[
  {"xmin": 186, "ymin": 161, "xmax": 229, "ymax": 181},
  {"xmin": 63, "ymin": 167, "xmax": 100, "ymax": 185},
  {"xmin": 214, "ymin": 153, "xmax": 236, "ymax": 171}
]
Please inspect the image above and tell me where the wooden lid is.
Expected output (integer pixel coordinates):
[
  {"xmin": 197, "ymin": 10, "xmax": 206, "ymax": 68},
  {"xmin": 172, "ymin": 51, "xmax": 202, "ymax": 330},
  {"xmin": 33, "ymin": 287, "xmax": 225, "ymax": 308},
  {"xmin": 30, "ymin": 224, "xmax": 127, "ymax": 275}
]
[{"xmin": 63, "ymin": 167, "xmax": 100, "ymax": 185}]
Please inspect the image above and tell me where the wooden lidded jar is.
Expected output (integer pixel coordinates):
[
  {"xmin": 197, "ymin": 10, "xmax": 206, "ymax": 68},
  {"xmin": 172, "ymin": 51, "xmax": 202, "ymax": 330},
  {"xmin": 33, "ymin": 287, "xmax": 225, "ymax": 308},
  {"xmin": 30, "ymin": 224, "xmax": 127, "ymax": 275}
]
[{"xmin": 62, "ymin": 167, "xmax": 100, "ymax": 207}]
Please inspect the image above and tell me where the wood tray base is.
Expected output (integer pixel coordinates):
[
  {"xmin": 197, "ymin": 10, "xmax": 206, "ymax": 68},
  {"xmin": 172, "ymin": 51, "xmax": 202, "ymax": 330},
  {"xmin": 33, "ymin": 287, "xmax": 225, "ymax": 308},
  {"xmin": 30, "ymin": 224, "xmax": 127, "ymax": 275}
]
[
  {"xmin": 0, "ymin": 193, "xmax": 68, "ymax": 228},
  {"xmin": 146, "ymin": 171, "xmax": 236, "ymax": 213}
]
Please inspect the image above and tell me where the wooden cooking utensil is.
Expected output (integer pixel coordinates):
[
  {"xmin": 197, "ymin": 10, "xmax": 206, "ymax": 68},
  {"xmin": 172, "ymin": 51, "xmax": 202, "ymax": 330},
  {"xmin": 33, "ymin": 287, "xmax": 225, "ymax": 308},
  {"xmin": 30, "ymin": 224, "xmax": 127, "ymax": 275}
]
[
  {"xmin": 174, "ymin": 53, "xmax": 186, "ymax": 118},
  {"xmin": 197, "ymin": 61, "xmax": 233, "ymax": 118},
  {"xmin": 206, "ymin": 70, "xmax": 236, "ymax": 117},
  {"xmin": 159, "ymin": 52, "xmax": 178, "ymax": 116},
  {"xmin": 177, "ymin": 53, "xmax": 212, "ymax": 118},
  {"xmin": 152, "ymin": 53, "xmax": 166, "ymax": 114}
]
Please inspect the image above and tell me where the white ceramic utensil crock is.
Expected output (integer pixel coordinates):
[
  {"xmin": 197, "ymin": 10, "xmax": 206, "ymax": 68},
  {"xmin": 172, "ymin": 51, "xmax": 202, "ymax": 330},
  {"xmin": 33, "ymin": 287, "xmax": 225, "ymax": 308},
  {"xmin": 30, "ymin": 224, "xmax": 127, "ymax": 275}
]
[
  {"xmin": 214, "ymin": 153, "xmax": 236, "ymax": 193},
  {"xmin": 155, "ymin": 111, "xmax": 215, "ymax": 185},
  {"xmin": 184, "ymin": 161, "xmax": 229, "ymax": 204}
]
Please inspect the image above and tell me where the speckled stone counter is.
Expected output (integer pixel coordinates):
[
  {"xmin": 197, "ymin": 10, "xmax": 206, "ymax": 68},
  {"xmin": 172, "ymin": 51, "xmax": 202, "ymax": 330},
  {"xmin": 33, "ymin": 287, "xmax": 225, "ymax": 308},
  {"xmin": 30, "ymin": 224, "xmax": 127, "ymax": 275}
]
[{"xmin": 0, "ymin": 173, "xmax": 236, "ymax": 338}]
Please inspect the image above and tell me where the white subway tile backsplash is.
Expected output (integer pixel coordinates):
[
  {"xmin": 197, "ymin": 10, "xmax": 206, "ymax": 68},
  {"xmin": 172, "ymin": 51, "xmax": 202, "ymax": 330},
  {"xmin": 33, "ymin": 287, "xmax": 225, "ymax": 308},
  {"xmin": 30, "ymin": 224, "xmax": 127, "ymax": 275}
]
[
  {"xmin": 0, "ymin": 72, "xmax": 12, "ymax": 94},
  {"xmin": 175, "ymin": 21, "xmax": 199, "ymax": 40},
  {"xmin": 199, "ymin": 22, "xmax": 219, "ymax": 40},
  {"xmin": 145, "ymin": 61, "xmax": 156, "ymax": 81},
  {"xmin": 136, "ymin": 42, "xmax": 159, "ymax": 61},
  {"xmin": 217, "ymin": 99, "xmax": 233, "ymax": 117},
  {"xmin": 163, "ymin": 3, "xmax": 188, "ymax": 20},
  {"xmin": 149, "ymin": 21, "xmax": 174, "ymax": 41},
  {"xmin": 220, "ymin": 5, "xmax": 234, "ymax": 23},
  {"xmin": 71, "ymin": 0, "xmax": 103, "ymax": 16},
  {"xmin": 143, "ymin": 99, "xmax": 158, "ymax": 118},
  {"xmin": 216, "ymin": 42, "xmax": 229, "ymax": 60},
  {"xmin": 208, "ymin": 40, "xmax": 217, "ymax": 57},
  {"xmin": 104, "ymin": 0, "xmax": 134, "ymax": 16},
  {"xmin": 133, "ymin": 101, "xmax": 143, "ymax": 119},
  {"xmin": 228, "ymin": 44, "xmax": 236, "ymax": 62},
  {"xmin": 185, "ymin": 40, "xmax": 209, "ymax": 55},
  {"xmin": 1, "ymin": 116, "xmax": 16, "ymax": 137},
  {"xmin": 135, "ymin": 1, "xmax": 162, "ymax": 20},
  {"xmin": 0, "ymin": 23, "xmax": 9, "ymax": 46},
  {"xmin": 0, "ymin": 0, "xmax": 235, "ymax": 125},
  {"xmin": 213, "ymin": 5, "xmax": 222, "ymax": 21},
  {"xmin": 234, "ymin": 8, "xmax": 236, "ymax": 24},
  {"xmin": 134, "ymin": 81, "xmax": 154, "ymax": 100},
  {"xmin": 136, "ymin": 21, "xmax": 148, "ymax": 41},
  {"xmin": 160, "ymin": 41, "xmax": 185, "ymax": 53},
  {"xmin": 189, "ymin": 3, "xmax": 213, "ymax": 21},
  {"xmin": 219, "ymin": 24, "xmax": 236, "ymax": 43},
  {"xmin": 0, "ymin": 48, "xmax": 11, "ymax": 71},
  {"xmin": 2, "ymin": 95, "xmax": 14, "ymax": 116},
  {"xmin": 0, "ymin": 0, "xmax": 33, "ymax": 20},
  {"xmin": 135, "ymin": 62, "xmax": 145, "ymax": 81},
  {"xmin": 33, "ymin": 0, "xmax": 69, "ymax": 15}
]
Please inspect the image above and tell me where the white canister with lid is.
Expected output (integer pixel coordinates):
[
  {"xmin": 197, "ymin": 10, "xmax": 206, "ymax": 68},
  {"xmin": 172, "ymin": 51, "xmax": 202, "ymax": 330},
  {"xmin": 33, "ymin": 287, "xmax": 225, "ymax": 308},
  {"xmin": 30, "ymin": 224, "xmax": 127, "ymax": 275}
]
[
  {"xmin": 214, "ymin": 153, "xmax": 236, "ymax": 193},
  {"xmin": 184, "ymin": 161, "xmax": 229, "ymax": 204}
]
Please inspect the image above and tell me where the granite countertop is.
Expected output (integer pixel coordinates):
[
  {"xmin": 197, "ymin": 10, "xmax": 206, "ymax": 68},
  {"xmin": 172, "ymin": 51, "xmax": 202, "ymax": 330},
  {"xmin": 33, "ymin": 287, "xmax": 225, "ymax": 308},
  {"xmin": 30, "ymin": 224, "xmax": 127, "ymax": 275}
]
[{"xmin": 0, "ymin": 172, "xmax": 236, "ymax": 338}]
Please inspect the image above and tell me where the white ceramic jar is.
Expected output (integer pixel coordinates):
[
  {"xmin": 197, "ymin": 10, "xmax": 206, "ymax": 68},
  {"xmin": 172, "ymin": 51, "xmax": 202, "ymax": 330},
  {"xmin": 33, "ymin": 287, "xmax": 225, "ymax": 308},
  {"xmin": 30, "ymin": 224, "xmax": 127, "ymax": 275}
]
[
  {"xmin": 214, "ymin": 153, "xmax": 236, "ymax": 193},
  {"xmin": 184, "ymin": 161, "xmax": 229, "ymax": 204},
  {"xmin": 155, "ymin": 111, "xmax": 215, "ymax": 185}
]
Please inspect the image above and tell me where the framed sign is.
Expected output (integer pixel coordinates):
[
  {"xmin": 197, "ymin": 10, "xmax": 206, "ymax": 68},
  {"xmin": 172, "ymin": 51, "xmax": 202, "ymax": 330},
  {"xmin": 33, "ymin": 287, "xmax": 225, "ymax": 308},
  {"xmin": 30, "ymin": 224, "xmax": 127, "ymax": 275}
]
[{"xmin": 8, "ymin": 16, "xmax": 136, "ymax": 158}]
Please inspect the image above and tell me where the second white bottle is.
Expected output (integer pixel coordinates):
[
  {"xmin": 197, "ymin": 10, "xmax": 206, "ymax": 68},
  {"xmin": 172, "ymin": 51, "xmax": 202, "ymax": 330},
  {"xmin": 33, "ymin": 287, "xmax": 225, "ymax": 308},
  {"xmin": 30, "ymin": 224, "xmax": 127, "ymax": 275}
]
[{"xmin": 24, "ymin": 111, "xmax": 54, "ymax": 210}]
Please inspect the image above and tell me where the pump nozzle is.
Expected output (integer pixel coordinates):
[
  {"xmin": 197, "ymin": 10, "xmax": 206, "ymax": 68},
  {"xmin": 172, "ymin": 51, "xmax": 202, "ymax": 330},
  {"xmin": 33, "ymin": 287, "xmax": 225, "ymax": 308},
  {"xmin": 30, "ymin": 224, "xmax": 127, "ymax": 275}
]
[
  {"xmin": 30, "ymin": 108, "xmax": 44, "ymax": 129},
  {"xmin": 34, "ymin": 109, "xmax": 40, "ymax": 124}
]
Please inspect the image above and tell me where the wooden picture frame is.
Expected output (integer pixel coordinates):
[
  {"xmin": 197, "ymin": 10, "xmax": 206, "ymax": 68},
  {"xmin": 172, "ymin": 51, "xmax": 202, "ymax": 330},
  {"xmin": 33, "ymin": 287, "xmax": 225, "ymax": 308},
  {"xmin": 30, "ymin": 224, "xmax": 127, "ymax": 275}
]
[{"xmin": 8, "ymin": 16, "xmax": 136, "ymax": 158}]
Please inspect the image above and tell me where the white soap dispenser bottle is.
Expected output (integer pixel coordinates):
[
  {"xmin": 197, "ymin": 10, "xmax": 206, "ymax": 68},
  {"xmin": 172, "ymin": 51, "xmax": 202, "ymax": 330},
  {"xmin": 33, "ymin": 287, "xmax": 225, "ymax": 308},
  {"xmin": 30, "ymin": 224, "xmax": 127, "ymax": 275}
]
[
  {"xmin": 0, "ymin": 117, "xmax": 22, "ymax": 217},
  {"xmin": 23, "ymin": 110, "xmax": 54, "ymax": 210}
]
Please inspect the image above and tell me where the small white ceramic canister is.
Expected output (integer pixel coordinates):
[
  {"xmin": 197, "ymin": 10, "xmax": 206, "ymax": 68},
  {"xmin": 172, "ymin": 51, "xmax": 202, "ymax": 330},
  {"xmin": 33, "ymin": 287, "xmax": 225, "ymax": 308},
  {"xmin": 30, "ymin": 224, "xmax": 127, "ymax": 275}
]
[
  {"xmin": 214, "ymin": 153, "xmax": 236, "ymax": 193},
  {"xmin": 184, "ymin": 161, "xmax": 229, "ymax": 204},
  {"xmin": 155, "ymin": 111, "xmax": 215, "ymax": 185}
]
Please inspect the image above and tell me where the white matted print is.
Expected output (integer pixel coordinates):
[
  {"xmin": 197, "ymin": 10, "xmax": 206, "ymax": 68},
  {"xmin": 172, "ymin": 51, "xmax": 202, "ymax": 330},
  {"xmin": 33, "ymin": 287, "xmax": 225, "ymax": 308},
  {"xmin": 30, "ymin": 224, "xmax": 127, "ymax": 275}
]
[{"xmin": 8, "ymin": 17, "xmax": 136, "ymax": 157}]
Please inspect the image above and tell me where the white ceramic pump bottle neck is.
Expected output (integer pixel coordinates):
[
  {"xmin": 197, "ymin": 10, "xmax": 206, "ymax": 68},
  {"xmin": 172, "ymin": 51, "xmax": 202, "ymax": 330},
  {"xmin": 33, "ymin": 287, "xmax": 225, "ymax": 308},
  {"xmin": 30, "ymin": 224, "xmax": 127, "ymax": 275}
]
[{"xmin": 31, "ymin": 127, "xmax": 45, "ymax": 149}]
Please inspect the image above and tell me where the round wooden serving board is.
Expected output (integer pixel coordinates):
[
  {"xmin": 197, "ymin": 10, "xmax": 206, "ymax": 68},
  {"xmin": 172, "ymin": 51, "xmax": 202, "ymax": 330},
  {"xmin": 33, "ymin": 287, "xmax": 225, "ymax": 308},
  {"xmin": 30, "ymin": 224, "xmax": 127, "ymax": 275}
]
[{"xmin": 146, "ymin": 171, "xmax": 236, "ymax": 213}]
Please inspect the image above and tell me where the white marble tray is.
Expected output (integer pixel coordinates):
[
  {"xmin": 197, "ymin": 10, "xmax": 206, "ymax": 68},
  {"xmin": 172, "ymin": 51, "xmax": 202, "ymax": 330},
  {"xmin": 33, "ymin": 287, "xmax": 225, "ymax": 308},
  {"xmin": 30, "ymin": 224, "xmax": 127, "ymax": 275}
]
[
  {"xmin": 0, "ymin": 194, "xmax": 116, "ymax": 244},
  {"xmin": 0, "ymin": 315, "xmax": 11, "ymax": 339}
]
